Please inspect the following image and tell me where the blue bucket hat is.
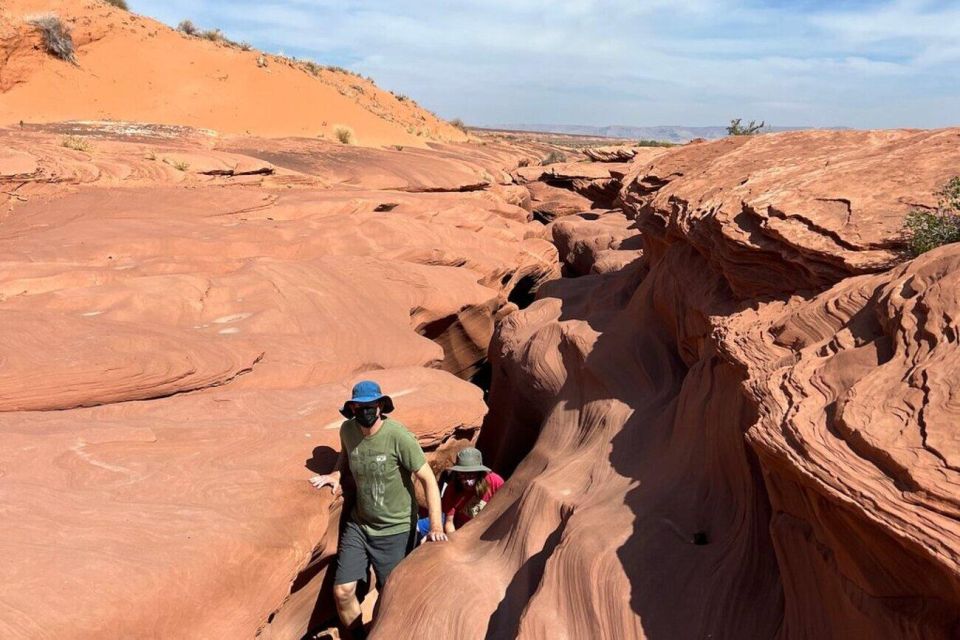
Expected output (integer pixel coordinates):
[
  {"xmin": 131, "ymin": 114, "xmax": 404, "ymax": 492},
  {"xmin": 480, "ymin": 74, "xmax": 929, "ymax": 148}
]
[{"xmin": 339, "ymin": 380, "xmax": 395, "ymax": 418}]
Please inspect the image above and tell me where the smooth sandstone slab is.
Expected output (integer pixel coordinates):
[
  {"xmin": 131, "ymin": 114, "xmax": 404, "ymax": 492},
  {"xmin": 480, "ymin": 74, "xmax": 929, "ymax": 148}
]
[
  {"xmin": 0, "ymin": 126, "xmax": 559, "ymax": 638},
  {"xmin": 0, "ymin": 369, "xmax": 484, "ymax": 639}
]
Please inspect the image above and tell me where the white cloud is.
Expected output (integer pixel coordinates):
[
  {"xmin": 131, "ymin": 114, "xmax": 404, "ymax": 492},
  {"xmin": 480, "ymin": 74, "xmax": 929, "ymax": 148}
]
[{"xmin": 131, "ymin": 0, "xmax": 960, "ymax": 128}]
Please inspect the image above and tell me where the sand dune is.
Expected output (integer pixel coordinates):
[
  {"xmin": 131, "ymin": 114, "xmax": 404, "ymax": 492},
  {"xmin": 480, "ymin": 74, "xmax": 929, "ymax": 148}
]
[{"xmin": 0, "ymin": 0, "xmax": 465, "ymax": 145}]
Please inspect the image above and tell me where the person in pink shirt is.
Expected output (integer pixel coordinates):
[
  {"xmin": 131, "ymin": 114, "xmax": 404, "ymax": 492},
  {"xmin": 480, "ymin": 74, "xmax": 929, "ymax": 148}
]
[{"xmin": 440, "ymin": 447, "xmax": 505, "ymax": 533}]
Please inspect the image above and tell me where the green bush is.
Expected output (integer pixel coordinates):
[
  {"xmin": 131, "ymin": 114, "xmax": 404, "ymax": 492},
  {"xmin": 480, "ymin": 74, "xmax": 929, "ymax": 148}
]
[
  {"xmin": 105, "ymin": 0, "xmax": 129, "ymax": 9},
  {"xmin": 904, "ymin": 177, "xmax": 960, "ymax": 256},
  {"xmin": 30, "ymin": 15, "xmax": 76, "ymax": 64},
  {"xmin": 727, "ymin": 118, "xmax": 765, "ymax": 136}
]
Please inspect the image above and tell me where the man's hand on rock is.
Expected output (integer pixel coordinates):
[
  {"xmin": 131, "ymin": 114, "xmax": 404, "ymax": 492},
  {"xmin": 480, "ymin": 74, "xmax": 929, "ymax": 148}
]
[
  {"xmin": 309, "ymin": 472, "xmax": 341, "ymax": 495},
  {"xmin": 426, "ymin": 529, "xmax": 448, "ymax": 543}
]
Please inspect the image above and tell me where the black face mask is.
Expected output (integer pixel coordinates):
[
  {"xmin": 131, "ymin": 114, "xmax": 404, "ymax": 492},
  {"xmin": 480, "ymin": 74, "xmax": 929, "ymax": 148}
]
[{"xmin": 353, "ymin": 405, "xmax": 380, "ymax": 428}]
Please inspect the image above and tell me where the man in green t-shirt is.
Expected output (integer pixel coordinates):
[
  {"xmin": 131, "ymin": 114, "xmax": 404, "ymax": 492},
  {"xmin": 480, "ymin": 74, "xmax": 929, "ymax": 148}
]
[{"xmin": 310, "ymin": 380, "xmax": 446, "ymax": 637}]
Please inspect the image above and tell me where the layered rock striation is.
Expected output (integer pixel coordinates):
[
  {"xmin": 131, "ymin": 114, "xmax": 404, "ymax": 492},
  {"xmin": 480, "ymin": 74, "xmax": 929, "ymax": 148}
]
[
  {"xmin": 374, "ymin": 129, "xmax": 960, "ymax": 639},
  {"xmin": 0, "ymin": 124, "xmax": 559, "ymax": 639}
]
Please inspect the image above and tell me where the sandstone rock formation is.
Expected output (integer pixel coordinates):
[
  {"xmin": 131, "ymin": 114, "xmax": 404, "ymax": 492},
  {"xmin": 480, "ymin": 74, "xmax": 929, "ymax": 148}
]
[
  {"xmin": 583, "ymin": 145, "xmax": 674, "ymax": 163},
  {"xmin": 373, "ymin": 129, "xmax": 960, "ymax": 639},
  {"xmin": 6, "ymin": 7, "xmax": 960, "ymax": 635},
  {"xmin": 0, "ymin": 122, "xmax": 559, "ymax": 639}
]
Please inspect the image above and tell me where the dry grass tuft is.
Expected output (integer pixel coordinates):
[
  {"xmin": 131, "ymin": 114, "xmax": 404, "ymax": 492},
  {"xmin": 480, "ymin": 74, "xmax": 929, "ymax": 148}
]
[
  {"xmin": 29, "ymin": 15, "xmax": 76, "ymax": 64},
  {"xmin": 541, "ymin": 150, "xmax": 566, "ymax": 165},
  {"xmin": 62, "ymin": 136, "xmax": 91, "ymax": 152},
  {"xmin": 334, "ymin": 126, "xmax": 355, "ymax": 145}
]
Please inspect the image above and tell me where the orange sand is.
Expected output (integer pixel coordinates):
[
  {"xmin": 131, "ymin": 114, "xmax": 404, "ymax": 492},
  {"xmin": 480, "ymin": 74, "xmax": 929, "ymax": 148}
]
[{"xmin": 0, "ymin": 0, "xmax": 465, "ymax": 146}]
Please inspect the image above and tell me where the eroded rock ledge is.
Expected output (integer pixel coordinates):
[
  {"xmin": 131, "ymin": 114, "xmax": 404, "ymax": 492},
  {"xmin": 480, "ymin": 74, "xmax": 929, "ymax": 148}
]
[{"xmin": 374, "ymin": 129, "xmax": 960, "ymax": 639}]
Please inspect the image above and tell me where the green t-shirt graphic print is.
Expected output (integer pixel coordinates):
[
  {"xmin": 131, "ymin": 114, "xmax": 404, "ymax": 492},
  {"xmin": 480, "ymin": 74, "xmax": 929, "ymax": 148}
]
[{"xmin": 340, "ymin": 418, "xmax": 427, "ymax": 536}]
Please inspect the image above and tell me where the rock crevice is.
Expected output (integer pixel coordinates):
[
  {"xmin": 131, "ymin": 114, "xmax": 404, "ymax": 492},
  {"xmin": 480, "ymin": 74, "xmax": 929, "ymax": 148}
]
[{"xmin": 374, "ymin": 129, "xmax": 960, "ymax": 639}]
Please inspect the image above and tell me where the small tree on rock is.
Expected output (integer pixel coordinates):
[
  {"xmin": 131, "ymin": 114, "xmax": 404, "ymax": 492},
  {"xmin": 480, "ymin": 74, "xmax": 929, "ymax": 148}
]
[
  {"xmin": 727, "ymin": 118, "xmax": 765, "ymax": 136},
  {"xmin": 904, "ymin": 177, "xmax": 960, "ymax": 256}
]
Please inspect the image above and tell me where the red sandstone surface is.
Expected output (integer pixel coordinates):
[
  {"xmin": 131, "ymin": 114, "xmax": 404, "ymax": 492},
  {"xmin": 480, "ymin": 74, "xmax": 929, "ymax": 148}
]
[
  {"xmin": 0, "ymin": 121, "xmax": 560, "ymax": 638},
  {"xmin": 375, "ymin": 129, "xmax": 960, "ymax": 639},
  {"xmin": 5, "ymin": 3, "xmax": 960, "ymax": 639}
]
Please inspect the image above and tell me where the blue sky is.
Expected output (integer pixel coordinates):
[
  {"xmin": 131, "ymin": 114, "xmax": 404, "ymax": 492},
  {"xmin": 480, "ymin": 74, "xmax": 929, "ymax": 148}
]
[{"xmin": 131, "ymin": 0, "xmax": 959, "ymax": 129}]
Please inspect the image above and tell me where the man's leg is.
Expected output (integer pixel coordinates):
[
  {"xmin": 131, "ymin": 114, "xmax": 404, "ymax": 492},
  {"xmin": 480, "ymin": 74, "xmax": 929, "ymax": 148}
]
[
  {"xmin": 333, "ymin": 521, "xmax": 370, "ymax": 635},
  {"xmin": 333, "ymin": 582, "xmax": 361, "ymax": 630},
  {"xmin": 368, "ymin": 528, "xmax": 416, "ymax": 591}
]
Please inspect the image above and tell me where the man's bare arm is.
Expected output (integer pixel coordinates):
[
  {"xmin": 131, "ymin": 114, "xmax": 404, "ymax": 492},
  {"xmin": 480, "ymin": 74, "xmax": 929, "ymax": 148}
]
[
  {"xmin": 414, "ymin": 463, "xmax": 448, "ymax": 542},
  {"xmin": 309, "ymin": 448, "xmax": 346, "ymax": 493}
]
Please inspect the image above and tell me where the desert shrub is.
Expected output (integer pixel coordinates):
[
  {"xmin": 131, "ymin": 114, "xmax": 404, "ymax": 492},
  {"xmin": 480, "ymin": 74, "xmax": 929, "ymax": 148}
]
[
  {"xmin": 177, "ymin": 20, "xmax": 197, "ymax": 35},
  {"xmin": 303, "ymin": 61, "xmax": 321, "ymax": 76},
  {"xmin": 239, "ymin": 42, "xmax": 252, "ymax": 51},
  {"xmin": 449, "ymin": 118, "xmax": 468, "ymax": 133},
  {"xmin": 636, "ymin": 139, "xmax": 677, "ymax": 147},
  {"xmin": 727, "ymin": 118, "xmax": 765, "ymax": 136},
  {"xmin": 104, "ymin": 0, "xmax": 129, "ymax": 9},
  {"xmin": 172, "ymin": 160, "xmax": 190, "ymax": 171},
  {"xmin": 392, "ymin": 92, "xmax": 408, "ymax": 102},
  {"xmin": 30, "ymin": 15, "xmax": 76, "ymax": 63},
  {"xmin": 334, "ymin": 126, "xmax": 354, "ymax": 144},
  {"xmin": 200, "ymin": 28, "xmax": 222, "ymax": 42},
  {"xmin": 541, "ymin": 150, "xmax": 566, "ymax": 165},
  {"xmin": 904, "ymin": 177, "xmax": 960, "ymax": 256},
  {"xmin": 62, "ymin": 135, "xmax": 91, "ymax": 152}
]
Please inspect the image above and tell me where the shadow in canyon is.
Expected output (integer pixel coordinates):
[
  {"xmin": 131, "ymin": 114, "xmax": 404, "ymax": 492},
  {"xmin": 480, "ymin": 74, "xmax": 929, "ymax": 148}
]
[
  {"xmin": 483, "ymin": 510, "xmax": 571, "ymax": 640},
  {"xmin": 480, "ymin": 237, "xmax": 786, "ymax": 637}
]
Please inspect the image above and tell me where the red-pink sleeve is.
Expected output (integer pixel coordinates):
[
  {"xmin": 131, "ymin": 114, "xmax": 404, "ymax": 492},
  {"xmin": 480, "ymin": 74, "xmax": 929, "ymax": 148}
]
[{"xmin": 484, "ymin": 472, "xmax": 505, "ymax": 501}]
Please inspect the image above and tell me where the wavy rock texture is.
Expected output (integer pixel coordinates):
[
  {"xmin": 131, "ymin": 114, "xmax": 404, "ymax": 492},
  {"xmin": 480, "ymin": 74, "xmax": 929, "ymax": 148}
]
[
  {"xmin": 0, "ymin": 124, "xmax": 559, "ymax": 639},
  {"xmin": 374, "ymin": 129, "xmax": 960, "ymax": 639}
]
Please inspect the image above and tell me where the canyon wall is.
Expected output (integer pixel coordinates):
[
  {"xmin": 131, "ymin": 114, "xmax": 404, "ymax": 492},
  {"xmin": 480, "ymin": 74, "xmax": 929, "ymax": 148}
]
[{"xmin": 374, "ymin": 129, "xmax": 960, "ymax": 639}]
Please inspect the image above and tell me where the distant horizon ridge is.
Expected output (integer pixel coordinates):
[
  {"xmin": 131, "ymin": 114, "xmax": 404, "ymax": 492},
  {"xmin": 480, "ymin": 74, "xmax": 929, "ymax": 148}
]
[{"xmin": 484, "ymin": 123, "xmax": 850, "ymax": 143}]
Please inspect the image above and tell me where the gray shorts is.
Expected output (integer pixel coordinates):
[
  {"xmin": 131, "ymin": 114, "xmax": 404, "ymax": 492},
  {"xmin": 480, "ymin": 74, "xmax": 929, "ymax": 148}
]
[{"xmin": 334, "ymin": 520, "xmax": 415, "ymax": 587}]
